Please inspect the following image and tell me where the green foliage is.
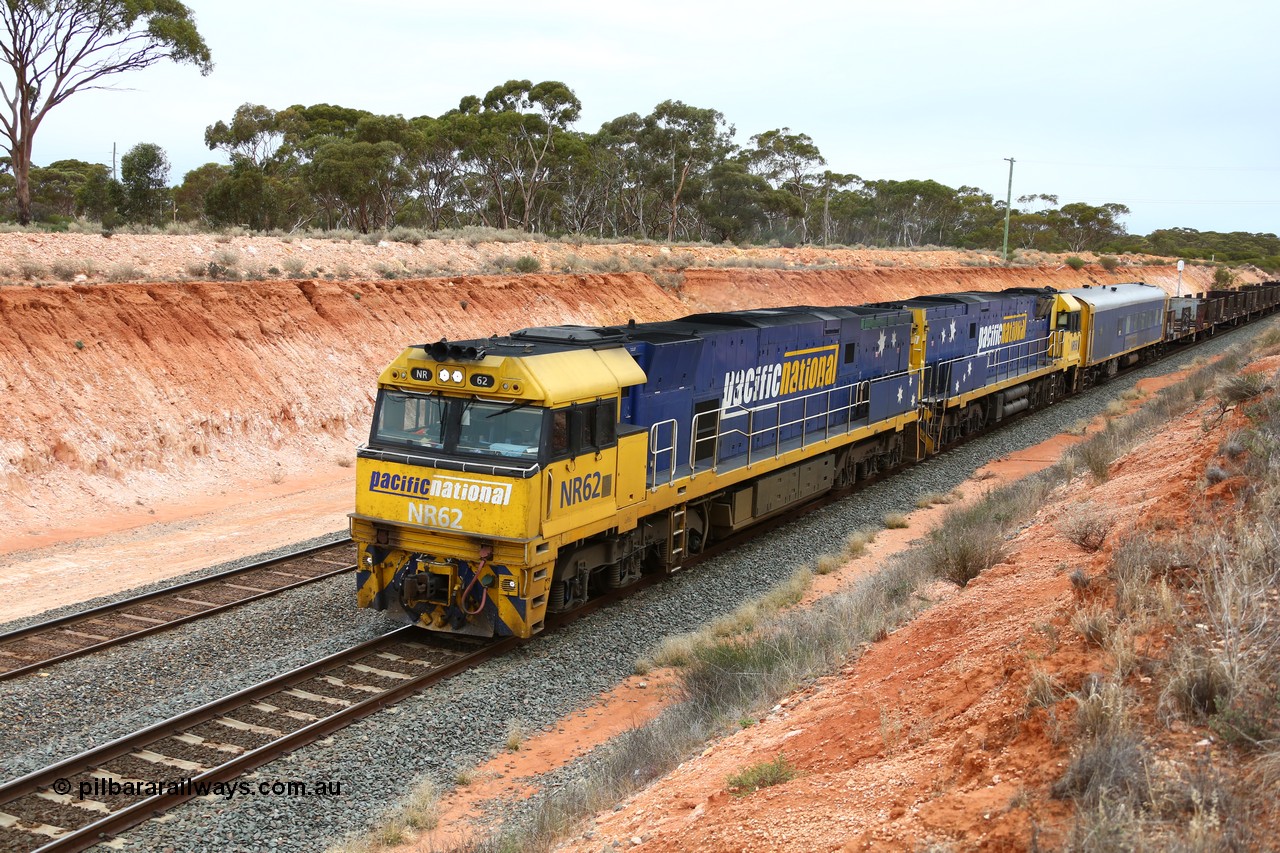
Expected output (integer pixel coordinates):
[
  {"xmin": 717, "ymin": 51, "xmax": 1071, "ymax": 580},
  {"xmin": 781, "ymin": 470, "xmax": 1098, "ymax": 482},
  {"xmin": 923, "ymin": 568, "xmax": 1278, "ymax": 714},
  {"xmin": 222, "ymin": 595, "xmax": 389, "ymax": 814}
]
[
  {"xmin": 10, "ymin": 68, "xmax": 1279, "ymax": 250},
  {"xmin": 0, "ymin": 0, "xmax": 210, "ymax": 224},
  {"xmin": 1213, "ymin": 265, "xmax": 1236, "ymax": 288},
  {"xmin": 119, "ymin": 143, "xmax": 171, "ymax": 225},
  {"xmin": 1098, "ymin": 255, "xmax": 1119, "ymax": 271},
  {"xmin": 1146, "ymin": 227, "xmax": 1280, "ymax": 266},
  {"xmin": 726, "ymin": 756, "xmax": 796, "ymax": 795},
  {"xmin": 513, "ymin": 255, "xmax": 541, "ymax": 273},
  {"xmin": 1065, "ymin": 255, "xmax": 1087, "ymax": 270}
]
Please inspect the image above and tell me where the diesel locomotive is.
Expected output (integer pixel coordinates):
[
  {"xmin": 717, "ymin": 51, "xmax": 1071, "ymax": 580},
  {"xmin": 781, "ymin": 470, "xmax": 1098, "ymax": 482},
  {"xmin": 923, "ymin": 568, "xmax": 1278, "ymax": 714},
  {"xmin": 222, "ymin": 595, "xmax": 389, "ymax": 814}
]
[{"xmin": 351, "ymin": 280, "xmax": 1280, "ymax": 639}]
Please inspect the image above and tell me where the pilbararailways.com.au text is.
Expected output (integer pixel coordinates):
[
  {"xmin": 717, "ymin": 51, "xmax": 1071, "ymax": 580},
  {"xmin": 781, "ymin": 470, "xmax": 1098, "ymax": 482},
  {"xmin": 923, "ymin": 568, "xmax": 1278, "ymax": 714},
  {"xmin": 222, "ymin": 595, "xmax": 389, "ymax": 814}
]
[{"xmin": 52, "ymin": 776, "xmax": 343, "ymax": 802}]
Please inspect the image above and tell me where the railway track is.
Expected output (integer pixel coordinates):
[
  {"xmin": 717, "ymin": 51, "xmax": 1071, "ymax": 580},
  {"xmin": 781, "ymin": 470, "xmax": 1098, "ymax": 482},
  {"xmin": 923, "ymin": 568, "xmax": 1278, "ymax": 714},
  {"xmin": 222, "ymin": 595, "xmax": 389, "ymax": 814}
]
[
  {"xmin": 0, "ymin": 541, "xmax": 357, "ymax": 681},
  {"xmin": 0, "ymin": 626, "xmax": 513, "ymax": 853}
]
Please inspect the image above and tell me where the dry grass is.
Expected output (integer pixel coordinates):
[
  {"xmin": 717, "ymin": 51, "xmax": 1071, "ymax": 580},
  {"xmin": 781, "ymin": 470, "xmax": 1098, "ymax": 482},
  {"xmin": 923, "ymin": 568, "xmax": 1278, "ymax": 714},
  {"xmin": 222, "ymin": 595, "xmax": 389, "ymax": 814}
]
[
  {"xmin": 105, "ymin": 262, "xmax": 143, "ymax": 282},
  {"xmin": 883, "ymin": 512, "xmax": 910, "ymax": 529},
  {"xmin": 1109, "ymin": 532, "xmax": 1186, "ymax": 623},
  {"xmin": 505, "ymin": 718, "xmax": 526, "ymax": 752},
  {"xmin": 1026, "ymin": 666, "xmax": 1065, "ymax": 709},
  {"xmin": 1070, "ymin": 431, "xmax": 1119, "ymax": 483},
  {"xmin": 1071, "ymin": 602, "xmax": 1112, "ymax": 646},
  {"xmin": 1104, "ymin": 398, "xmax": 1130, "ymax": 418},
  {"xmin": 459, "ymin": 320, "xmax": 1280, "ymax": 853},
  {"xmin": 1061, "ymin": 327, "xmax": 1280, "ymax": 850},
  {"xmin": 1059, "ymin": 503, "xmax": 1113, "ymax": 551},
  {"xmin": 913, "ymin": 511, "xmax": 1008, "ymax": 587},
  {"xmin": 1217, "ymin": 372, "xmax": 1269, "ymax": 405},
  {"xmin": 326, "ymin": 778, "xmax": 440, "ymax": 852},
  {"xmin": 844, "ymin": 530, "xmax": 875, "ymax": 558}
]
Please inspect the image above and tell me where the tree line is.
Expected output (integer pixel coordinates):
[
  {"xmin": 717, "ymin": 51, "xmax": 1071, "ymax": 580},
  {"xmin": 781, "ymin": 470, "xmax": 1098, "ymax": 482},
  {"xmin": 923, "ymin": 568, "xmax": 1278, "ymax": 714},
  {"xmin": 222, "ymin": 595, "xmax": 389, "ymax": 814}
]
[
  {"xmin": 3, "ymin": 84, "xmax": 1276, "ymax": 269},
  {"xmin": 3, "ymin": 4, "xmax": 1276, "ymax": 268}
]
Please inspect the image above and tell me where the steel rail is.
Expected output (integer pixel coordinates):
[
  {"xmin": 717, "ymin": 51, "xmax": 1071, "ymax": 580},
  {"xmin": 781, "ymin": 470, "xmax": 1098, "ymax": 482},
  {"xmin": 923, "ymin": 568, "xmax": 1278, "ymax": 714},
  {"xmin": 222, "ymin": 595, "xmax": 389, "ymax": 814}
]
[
  {"xmin": 0, "ymin": 539, "xmax": 356, "ymax": 681},
  {"xmin": 0, "ymin": 627, "xmax": 515, "ymax": 852}
]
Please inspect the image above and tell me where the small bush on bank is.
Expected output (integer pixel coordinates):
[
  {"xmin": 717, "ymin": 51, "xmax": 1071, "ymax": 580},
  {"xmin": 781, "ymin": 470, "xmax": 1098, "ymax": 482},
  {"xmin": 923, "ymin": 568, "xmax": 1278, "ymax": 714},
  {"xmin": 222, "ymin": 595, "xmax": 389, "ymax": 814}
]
[
  {"xmin": 726, "ymin": 755, "xmax": 796, "ymax": 795},
  {"xmin": 1065, "ymin": 256, "xmax": 1087, "ymax": 271},
  {"xmin": 1071, "ymin": 430, "xmax": 1119, "ymax": 483},
  {"xmin": 1060, "ymin": 504, "xmax": 1113, "ymax": 551},
  {"xmin": 1217, "ymin": 372, "xmax": 1268, "ymax": 405},
  {"xmin": 106, "ymin": 262, "xmax": 143, "ymax": 282}
]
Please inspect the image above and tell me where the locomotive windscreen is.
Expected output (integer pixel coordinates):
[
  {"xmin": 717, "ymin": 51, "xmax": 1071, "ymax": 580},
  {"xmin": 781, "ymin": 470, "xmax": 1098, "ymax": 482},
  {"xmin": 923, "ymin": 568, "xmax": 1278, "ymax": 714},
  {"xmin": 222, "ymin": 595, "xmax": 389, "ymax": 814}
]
[{"xmin": 371, "ymin": 391, "xmax": 546, "ymax": 460}]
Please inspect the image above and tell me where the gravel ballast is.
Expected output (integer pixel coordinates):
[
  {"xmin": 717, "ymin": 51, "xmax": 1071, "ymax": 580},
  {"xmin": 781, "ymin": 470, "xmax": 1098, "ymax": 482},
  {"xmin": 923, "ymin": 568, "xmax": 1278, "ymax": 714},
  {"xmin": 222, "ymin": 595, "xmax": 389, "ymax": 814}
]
[{"xmin": 0, "ymin": 326, "xmax": 1265, "ymax": 852}]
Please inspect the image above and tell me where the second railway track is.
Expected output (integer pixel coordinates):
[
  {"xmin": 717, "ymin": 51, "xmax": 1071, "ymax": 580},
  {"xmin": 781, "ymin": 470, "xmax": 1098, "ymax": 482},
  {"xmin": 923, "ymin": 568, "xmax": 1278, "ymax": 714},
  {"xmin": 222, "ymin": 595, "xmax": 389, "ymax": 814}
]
[
  {"xmin": 0, "ymin": 626, "xmax": 512, "ymax": 853},
  {"xmin": 0, "ymin": 540, "xmax": 357, "ymax": 681}
]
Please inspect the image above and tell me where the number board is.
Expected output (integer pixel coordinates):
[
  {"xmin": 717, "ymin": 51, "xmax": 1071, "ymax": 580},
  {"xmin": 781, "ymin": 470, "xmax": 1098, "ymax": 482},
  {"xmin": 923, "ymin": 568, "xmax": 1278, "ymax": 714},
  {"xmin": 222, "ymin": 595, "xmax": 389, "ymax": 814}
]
[
  {"xmin": 410, "ymin": 367, "xmax": 434, "ymax": 382},
  {"xmin": 470, "ymin": 373, "xmax": 495, "ymax": 388}
]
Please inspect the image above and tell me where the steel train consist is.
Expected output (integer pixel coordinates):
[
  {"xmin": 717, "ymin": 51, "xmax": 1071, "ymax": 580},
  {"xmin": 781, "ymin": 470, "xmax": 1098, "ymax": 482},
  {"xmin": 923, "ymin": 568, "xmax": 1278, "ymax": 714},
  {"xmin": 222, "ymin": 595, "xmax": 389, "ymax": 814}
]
[{"xmin": 352, "ymin": 281, "xmax": 1280, "ymax": 638}]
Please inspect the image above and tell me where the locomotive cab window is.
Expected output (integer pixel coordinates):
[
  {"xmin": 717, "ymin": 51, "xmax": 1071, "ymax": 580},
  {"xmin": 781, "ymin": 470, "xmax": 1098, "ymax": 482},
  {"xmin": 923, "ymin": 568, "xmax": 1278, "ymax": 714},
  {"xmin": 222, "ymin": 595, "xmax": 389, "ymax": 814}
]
[
  {"xmin": 550, "ymin": 400, "xmax": 618, "ymax": 460},
  {"xmin": 370, "ymin": 389, "xmax": 549, "ymax": 462},
  {"xmin": 373, "ymin": 391, "xmax": 447, "ymax": 448}
]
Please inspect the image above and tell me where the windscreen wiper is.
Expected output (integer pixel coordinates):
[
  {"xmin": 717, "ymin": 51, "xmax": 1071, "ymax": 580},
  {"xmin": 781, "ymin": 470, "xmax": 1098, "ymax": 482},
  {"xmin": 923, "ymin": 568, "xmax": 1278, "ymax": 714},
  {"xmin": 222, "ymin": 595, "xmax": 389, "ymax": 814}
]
[{"xmin": 485, "ymin": 401, "xmax": 533, "ymax": 419}]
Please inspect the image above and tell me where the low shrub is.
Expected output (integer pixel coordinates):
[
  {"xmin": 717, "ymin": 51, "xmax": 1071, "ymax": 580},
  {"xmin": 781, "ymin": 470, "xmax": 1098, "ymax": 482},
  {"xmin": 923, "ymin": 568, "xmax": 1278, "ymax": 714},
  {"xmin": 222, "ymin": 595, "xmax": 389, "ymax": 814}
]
[
  {"xmin": 726, "ymin": 755, "xmax": 796, "ymax": 795},
  {"xmin": 1060, "ymin": 504, "xmax": 1113, "ymax": 551},
  {"xmin": 514, "ymin": 255, "xmax": 542, "ymax": 273}
]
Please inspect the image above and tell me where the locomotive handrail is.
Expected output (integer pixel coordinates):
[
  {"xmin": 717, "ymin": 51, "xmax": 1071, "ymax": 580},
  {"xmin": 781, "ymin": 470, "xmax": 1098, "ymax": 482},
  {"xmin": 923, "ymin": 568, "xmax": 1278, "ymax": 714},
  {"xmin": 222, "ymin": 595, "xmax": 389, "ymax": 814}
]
[
  {"xmin": 688, "ymin": 368, "xmax": 911, "ymax": 477},
  {"xmin": 922, "ymin": 332, "xmax": 1056, "ymax": 406},
  {"xmin": 649, "ymin": 419, "xmax": 679, "ymax": 487},
  {"xmin": 357, "ymin": 446, "xmax": 541, "ymax": 479}
]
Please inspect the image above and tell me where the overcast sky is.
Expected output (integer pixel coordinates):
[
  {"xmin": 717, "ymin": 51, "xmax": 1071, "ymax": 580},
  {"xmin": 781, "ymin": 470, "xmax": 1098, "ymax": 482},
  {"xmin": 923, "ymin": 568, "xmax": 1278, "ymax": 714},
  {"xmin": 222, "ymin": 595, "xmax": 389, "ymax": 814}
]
[{"xmin": 26, "ymin": 0, "xmax": 1280, "ymax": 237}]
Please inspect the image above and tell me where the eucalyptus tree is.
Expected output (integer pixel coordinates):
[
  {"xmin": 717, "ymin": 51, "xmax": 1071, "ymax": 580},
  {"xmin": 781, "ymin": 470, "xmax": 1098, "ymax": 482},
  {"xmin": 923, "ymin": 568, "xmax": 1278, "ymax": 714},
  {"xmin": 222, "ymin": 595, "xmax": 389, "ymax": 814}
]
[
  {"xmin": 27, "ymin": 157, "xmax": 104, "ymax": 218},
  {"xmin": 173, "ymin": 162, "xmax": 226, "ymax": 224},
  {"xmin": 814, "ymin": 170, "xmax": 862, "ymax": 245},
  {"xmin": 1007, "ymin": 194, "xmax": 1062, "ymax": 250},
  {"xmin": 748, "ymin": 128, "xmax": 825, "ymax": 243},
  {"xmin": 589, "ymin": 112, "xmax": 649, "ymax": 237},
  {"xmin": 639, "ymin": 100, "xmax": 736, "ymax": 241},
  {"xmin": 0, "ymin": 0, "xmax": 211, "ymax": 223},
  {"xmin": 1052, "ymin": 201, "xmax": 1130, "ymax": 252},
  {"xmin": 454, "ymin": 80, "xmax": 582, "ymax": 231},
  {"xmin": 698, "ymin": 157, "xmax": 777, "ymax": 243},
  {"xmin": 204, "ymin": 103, "xmax": 288, "ymax": 169},
  {"xmin": 306, "ymin": 137, "xmax": 407, "ymax": 232},
  {"xmin": 399, "ymin": 113, "xmax": 466, "ymax": 230},
  {"xmin": 119, "ymin": 141, "xmax": 170, "ymax": 224}
]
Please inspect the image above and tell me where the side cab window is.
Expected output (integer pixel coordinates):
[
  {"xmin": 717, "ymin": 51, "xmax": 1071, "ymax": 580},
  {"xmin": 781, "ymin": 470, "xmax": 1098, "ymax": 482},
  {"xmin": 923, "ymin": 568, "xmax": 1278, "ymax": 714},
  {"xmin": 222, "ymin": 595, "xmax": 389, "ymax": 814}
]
[{"xmin": 550, "ymin": 400, "xmax": 618, "ymax": 460}]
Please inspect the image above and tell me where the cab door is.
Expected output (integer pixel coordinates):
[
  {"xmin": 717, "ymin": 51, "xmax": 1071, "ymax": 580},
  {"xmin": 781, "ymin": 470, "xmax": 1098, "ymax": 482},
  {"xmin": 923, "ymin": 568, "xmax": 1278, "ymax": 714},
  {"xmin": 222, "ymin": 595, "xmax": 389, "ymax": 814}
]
[{"xmin": 543, "ymin": 400, "xmax": 621, "ymax": 536}]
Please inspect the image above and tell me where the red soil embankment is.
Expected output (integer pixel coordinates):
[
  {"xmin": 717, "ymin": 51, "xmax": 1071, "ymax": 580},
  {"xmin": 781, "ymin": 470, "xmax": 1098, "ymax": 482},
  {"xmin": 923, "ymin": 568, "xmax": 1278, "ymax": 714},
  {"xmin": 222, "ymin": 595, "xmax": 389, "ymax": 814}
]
[
  {"xmin": 0, "ymin": 273, "xmax": 682, "ymax": 539},
  {"xmin": 0, "ymin": 258, "xmax": 1258, "ymax": 550},
  {"xmin": 678, "ymin": 263, "xmax": 1226, "ymax": 312}
]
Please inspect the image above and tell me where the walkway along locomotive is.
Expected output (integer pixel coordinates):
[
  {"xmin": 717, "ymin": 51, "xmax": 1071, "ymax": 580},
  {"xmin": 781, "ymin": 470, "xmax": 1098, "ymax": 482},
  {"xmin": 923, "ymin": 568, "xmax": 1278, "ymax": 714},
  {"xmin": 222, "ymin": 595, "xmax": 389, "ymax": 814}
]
[{"xmin": 351, "ymin": 281, "xmax": 1280, "ymax": 638}]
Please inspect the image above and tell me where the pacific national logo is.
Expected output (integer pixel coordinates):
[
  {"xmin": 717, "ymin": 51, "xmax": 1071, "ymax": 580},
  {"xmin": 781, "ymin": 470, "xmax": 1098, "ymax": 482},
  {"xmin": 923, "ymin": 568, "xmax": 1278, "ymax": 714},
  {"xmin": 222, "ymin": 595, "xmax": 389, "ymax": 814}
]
[
  {"xmin": 367, "ymin": 470, "xmax": 512, "ymax": 506},
  {"xmin": 721, "ymin": 344, "xmax": 838, "ymax": 409},
  {"xmin": 976, "ymin": 313, "xmax": 1029, "ymax": 352}
]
